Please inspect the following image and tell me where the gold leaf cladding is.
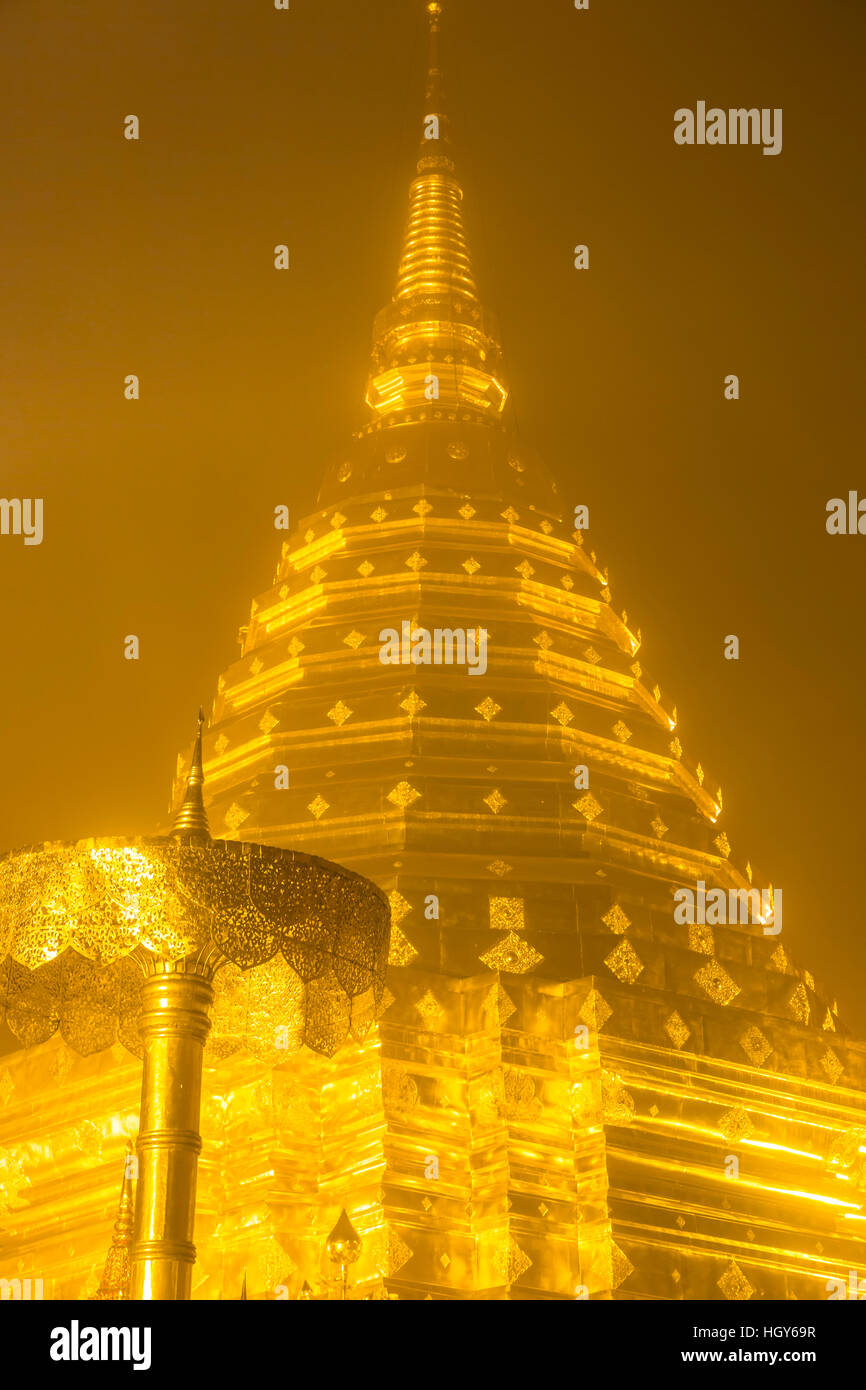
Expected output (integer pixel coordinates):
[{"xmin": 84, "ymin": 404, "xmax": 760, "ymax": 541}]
[
  {"xmin": 489, "ymin": 897, "xmax": 525, "ymax": 932},
  {"xmin": 306, "ymin": 795, "xmax": 329, "ymax": 820},
  {"xmin": 579, "ymin": 987, "xmax": 612, "ymax": 1030},
  {"xmin": 604, "ymin": 939, "xmax": 644, "ymax": 985},
  {"xmin": 483, "ymin": 789, "xmax": 507, "ymax": 815},
  {"xmin": 574, "ymin": 792, "xmax": 602, "ymax": 823},
  {"xmin": 717, "ymin": 1261, "xmax": 754, "ymax": 1301},
  {"xmin": 664, "ymin": 1011, "xmax": 691, "ymax": 1050},
  {"xmin": 718, "ymin": 1106, "xmax": 755, "ymax": 1144},
  {"xmin": 479, "ymin": 933, "xmax": 542, "ymax": 973},
  {"xmin": 739, "ymin": 1026, "xmax": 773, "ymax": 1067},
  {"xmin": 602, "ymin": 904, "xmax": 631, "ymax": 935},
  {"xmin": 694, "ymin": 960, "xmax": 740, "ymax": 1006},
  {"xmin": 387, "ymin": 781, "xmax": 421, "ymax": 809},
  {"xmin": 475, "ymin": 697, "xmax": 501, "ymax": 722},
  {"xmin": 327, "ymin": 701, "xmax": 353, "ymax": 727}
]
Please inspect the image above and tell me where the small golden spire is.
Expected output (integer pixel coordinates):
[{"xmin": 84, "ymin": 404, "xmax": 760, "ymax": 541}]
[
  {"xmin": 170, "ymin": 708, "xmax": 211, "ymax": 840},
  {"xmin": 90, "ymin": 1141, "xmax": 136, "ymax": 1301}
]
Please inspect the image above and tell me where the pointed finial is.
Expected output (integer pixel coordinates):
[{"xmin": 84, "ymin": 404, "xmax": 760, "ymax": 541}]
[
  {"xmin": 170, "ymin": 708, "xmax": 211, "ymax": 841},
  {"xmin": 90, "ymin": 1141, "xmax": 136, "ymax": 1301},
  {"xmin": 419, "ymin": 0, "xmax": 449, "ymax": 165},
  {"xmin": 240, "ymin": 1269, "xmax": 248, "ymax": 1301}
]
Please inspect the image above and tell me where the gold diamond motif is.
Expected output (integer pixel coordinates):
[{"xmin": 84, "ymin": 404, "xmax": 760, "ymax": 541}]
[
  {"xmin": 770, "ymin": 944, "xmax": 791, "ymax": 973},
  {"xmin": 387, "ymin": 781, "xmax": 421, "ymax": 808},
  {"xmin": 821, "ymin": 1049, "xmax": 844, "ymax": 1084},
  {"xmin": 400, "ymin": 691, "xmax": 426, "ymax": 717},
  {"xmin": 611, "ymin": 720, "xmax": 632, "ymax": 743},
  {"xmin": 500, "ymin": 506, "xmax": 520, "ymax": 524},
  {"xmin": 307, "ymin": 795, "xmax": 329, "ymax": 820},
  {"xmin": 483, "ymin": 789, "xmax": 507, "ymax": 814},
  {"xmin": 327, "ymin": 701, "xmax": 353, "ymax": 727},
  {"xmin": 413, "ymin": 499, "xmax": 434, "ymax": 516},
  {"xmin": 788, "ymin": 982, "xmax": 810, "ymax": 1025},
  {"xmin": 405, "ymin": 551, "xmax": 427, "ymax": 571},
  {"xmin": 458, "ymin": 502, "xmax": 476, "ymax": 520},
  {"xmin": 214, "ymin": 733, "xmax": 229, "ymax": 755},
  {"xmin": 574, "ymin": 792, "xmax": 602, "ymax": 822},
  {"xmin": 486, "ymin": 859, "xmax": 513, "ymax": 877},
  {"xmin": 603, "ymin": 1073, "xmax": 636, "ymax": 1124},
  {"xmin": 739, "ymin": 1026, "xmax": 773, "ymax": 1066},
  {"xmin": 310, "ymin": 566, "xmax": 327, "ymax": 583},
  {"xmin": 489, "ymin": 897, "xmax": 525, "ymax": 932},
  {"xmin": 497, "ymin": 985, "xmax": 517, "ymax": 1024},
  {"xmin": 224, "ymin": 803, "xmax": 249, "ymax": 832},
  {"xmin": 288, "ymin": 636, "xmax": 305, "ymax": 657},
  {"xmin": 718, "ymin": 1106, "xmax": 755, "ymax": 1143},
  {"xmin": 303, "ymin": 528, "xmax": 315, "ymax": 544},
  {"xmin": 695, "ymin": 762, "xmax": 705, "ymax": 786},
  {"xmin": 583, "ymin": 646, "xmax": 601, "ymax": 665},
  {"xmin": 551, "ymin": 702, "xmax": 574, "ymax": 727},
  {"xmin": 664, "ymin": 1011, "xmax": 691, "ymax": 1049},
  {"xmin": 560, "ymin": 574, "xmax": 574, "ymax": 590},
  {"xmin": 533, "ymin": 630, "xmax": 553, "ymax": 650},
  {"xmin": 605, "ymin": 940, "xmax": 644, "ymax": 985},
  {"xmin": 370, "ymin": 506, "xmax": 388, "ymax": 522},
  {"xmin": 669, "ymin": 736, "xmax": 683, "ymax": 759},
  {"xmin": 258, "ymin": 711, "xmax": 279, "ymax": 735},
  {"xmin": 330, "ymin": 511, "xmax": 347, "ymax": 529},
  {"xmin": 480, "ymin": 933, "xmax": 543, "ymax": 974},
  {"xmin": 388, "ymin": 923, "xmax": 419, "ymax": 967},
  {"xmin": 580, "ymin": 988, "xmax": 612, "ymax": 1030},
  {"xmin": 357, "ymin": 560, "xmax": 375, "ymax": 577},
  {"xmin": 343, "ymin": 630, "xmax": 366, "ymax": 649},
  {"xmin": 611, "ymin": 1244, "xmax": 635, "ymax": 1289},
  {"xmin": 387, "ymin": 1229, "xmax": 413, "ymax": 1276},
  {"xmin": 688, "ymin": 922, "xmax": 714, "ymax": 955},
  {"xmin": 475, "ymin": 697, "xmax": 501, "ymax": 722},
  {"xmin": 630, "ymin": 661, "xmax": 642, "ymax": 678},
  {"xmin": 718, "ymin": 1261, "xmax": 754, "ymax": 1301},
  {"xmin": 694, "ymin": 960, "xmax": 740, "ymax": 1006},
  {"xmin": 388, "ymin": 889, "xmax": 412, "ymax": 924},
  {"xmin": 515, "ymin": 560, "xmax": 535, "ymax": 580},
  {"xmin": 492, "ymin": 1238, "xmax": 532, "ymax": 1285},
  {"xmin": 714, "ymin": 832, "xmax": 731, "ymax": 857},
  {"xmin": 602, "ymin": 904, "xmax": 631, "ymax": 935},
  {"xmin": 416, "ymin": 991, "xmax": 444, "ymax": 1025},
  {"xmin": 650, "ymin": 816, "xmax": 669, "ymax": 839},
  {"xmin": 249, "ymin": 657, "xmax": 263, "ymax": 675},
  {"xmin": 462, "ymin": 557, "xmax": 480, "ymax": 574}
]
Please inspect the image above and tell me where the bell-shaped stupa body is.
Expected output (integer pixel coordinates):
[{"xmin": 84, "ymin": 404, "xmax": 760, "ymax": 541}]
[{"xmin": 185, "ymin": 2, "xmax": 866, "ymax": 1299}]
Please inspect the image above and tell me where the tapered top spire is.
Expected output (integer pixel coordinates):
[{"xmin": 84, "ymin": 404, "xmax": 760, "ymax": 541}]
[
  {"xmin": 170, "ymin": 708, "xmax": 211, "ymax": 840},
  {"xmin": 364, "ymin": 0, "xmax": 507, "ymax": 423}
]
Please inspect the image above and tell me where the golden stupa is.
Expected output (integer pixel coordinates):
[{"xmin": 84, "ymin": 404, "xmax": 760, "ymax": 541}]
[{"xmin": 1, "ymin": 1, "xmax": 865, "ymax": 1301}]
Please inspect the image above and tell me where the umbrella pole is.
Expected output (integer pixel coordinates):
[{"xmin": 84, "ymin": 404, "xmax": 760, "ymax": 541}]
[{"xmin": 129, "ymin": 964, "xmax": 214, "ymax": 1301}]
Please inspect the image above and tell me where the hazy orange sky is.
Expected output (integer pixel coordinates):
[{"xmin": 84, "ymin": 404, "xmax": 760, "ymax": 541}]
[{"xmin": 2, "ymin": 0, "xmax": 865, "ymax": 1026}]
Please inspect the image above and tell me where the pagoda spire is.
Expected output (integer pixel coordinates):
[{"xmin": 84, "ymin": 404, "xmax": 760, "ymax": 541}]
[
  {"xmin": 90, "ymin": 1142, "xmax": 136, "ymax": 1301},
  {"xmin": 364, "ymin": 1, "xmax": 507, "ymax": 423},
  {"xmin": 170, "ymin": 708, "xmax": 211, "ymax": 840}
]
